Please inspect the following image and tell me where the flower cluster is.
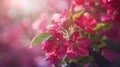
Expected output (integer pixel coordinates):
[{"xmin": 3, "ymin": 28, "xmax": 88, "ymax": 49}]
[
  {"xmin": 40, "ymin": 10, "xmax": 95, "ymax": 64},
  {"xmin": 31, "ymin": 0, "xmax": 120, "ymax": 67},
  {"xmin": 102, "ymin": 0, "xmax": 120, "ymax": 44},
  {"xmin": 75, "ymin": 12, "xmax": 96, "ymax": 33},
  {"xmin": 102, "ymin": 0, "xmax": 120, "ymax": 21}
]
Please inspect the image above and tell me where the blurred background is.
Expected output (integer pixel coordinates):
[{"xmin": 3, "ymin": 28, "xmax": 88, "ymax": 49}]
[{"xmin": 0, "ymin": 0, "xmax": 71, "ymax": 67}]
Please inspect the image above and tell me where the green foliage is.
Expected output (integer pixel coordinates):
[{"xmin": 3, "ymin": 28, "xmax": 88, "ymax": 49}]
[
  {"xmin": 104, "ymin": 22, "xmax": 112, "ymax": 31},
  {"xmin": 73, "ymin": 9, "xmax": 84, "ymax": 20},
  {"xmin": 76, "ymin": 56, "xmax": 94, "ymax": 66},
  {"xmin": 68, "ymin": 6, "xmax": 73, "ymax": 19},
  {"xmin": 30, "ymin": 32, "xmax": 52, "ymax": 47},
  {"xmin": 104, "ymin": 39, "xmax": 120, "ymax": 53},
  {"xmin": 93, "ymin": 23, "xmax": 105, "ymax": 31}
]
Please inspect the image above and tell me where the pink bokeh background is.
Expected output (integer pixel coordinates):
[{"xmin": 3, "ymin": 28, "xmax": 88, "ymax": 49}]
[{"xmin": 0, "ymin": 0, "xmax": 71, "ymax": 67}]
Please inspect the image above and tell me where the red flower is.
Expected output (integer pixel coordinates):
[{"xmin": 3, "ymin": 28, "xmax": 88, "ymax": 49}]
[
  {"xmin": 67, "ymin": 46, "xmax": 77, "ymax": 59},
  {"xmin": 76, "ymin": 38, "xmax": 91, "ymax": 56},
  {"xmin": 67, "ymin": 32, "xmax": 91, "ymax": 59},
  {"xmin": 75, "ymin": 0, "xmax": 84, "ymax": 5},
  {"xmin": 45, "ymin": 52, "xmax": 59, "ymax": 64},
  {"xmin": 41, "ymin": 32, "xmax": 70, "ymax": 64},
  {"xmin": 70, "ymin": 31, "xmax": 80, "ymax": 41},
  {"xmin": 75, "ymin": 12, "xmax": 96, "ymax": 33},
  {"xmin": 48, "ymin": 9, "xmax": 68, "ymax": 32}
]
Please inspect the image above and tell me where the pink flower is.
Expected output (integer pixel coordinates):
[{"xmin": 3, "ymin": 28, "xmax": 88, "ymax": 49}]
[
  {"xmin": 75, "ymin": 12, "xmax": 96, "ymax": 33},
  {"xmin": 77, "ymin": 38, "xmax": 91, "ymax": 56},
  {"xmin": 102, "ymin": 0, "xmax": 120, "ymax": 21},
  {"xmin": 75, "ymin": 0, "xmax": 84, "ymax": 5},
  {"xmin": 67, "ymin": 32, "xmax": 91, "ymax": 59},
  {"xmin": 60, "ymin": 10, "xmax": 68, "ymax": 27},
  {"xmin": 45, "ymin": 52, "xmax": 59, "ymax": 64},
  {"xmin": 102, "ymin": 0, "xmax": 114, "ymax": 4},
  {"xmin": 57, "ymin": 45, "xmax": 67, "ymax": 59},
  {"xmin": 41, "ymin": 32, "xmax": 63, "ymax": 53},
  {"xmin": 101, "ymin": 14, "xmax": 111, "ymax": 22},
  {"xmin": 48, "ymin": 9, "xmax": 68, "ymax": 31},
  {"xmin": 41, "ymin": 32, "xmax": 69, "ymax": 64},
  {"xmin": 51, "ymin": 9, "xmax": 68, "ymax": 24},
  {"xmin": 67, "ymin": 46, "xmax": 77, "ymax": 59},
  {"xmin": 70, "ymin": 31, "xmax": 80, "ymax": 41}
]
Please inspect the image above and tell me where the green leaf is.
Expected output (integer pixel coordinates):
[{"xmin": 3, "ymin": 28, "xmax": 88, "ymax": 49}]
[
  {"xmin": 104, "ymin": 22, "xmax": 112, "ymax": 31},
  {"xmin": 76, "ymin": 56, "xmax": 94, "ymax": 66},
  {"xmin": 73, "ymin": 9, "xmax": 84, "ymax": 20},
  {"xmin": 68, "ymin": 6, "xmax": 73, "ymax": 19},
  {"xmin": 93, "ymin": 23, "xmax": 105, "ymax": 31},
  {"xmin": 62, "ymin": 55, "xmax": 67, "ymax": 64},
  {"xmin": 30, "ymin": 32, "xmax": 52, "ymax": 47}
]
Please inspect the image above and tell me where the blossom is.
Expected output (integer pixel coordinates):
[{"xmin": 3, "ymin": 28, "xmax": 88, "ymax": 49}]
[
  {"xmin": 75, "ymin": 0, "xmax": 84, "ymax": 5},
  {"xmin": 67, "ymin": 32, "xmax": 91, "ymax": 59},
  {"xmin": 45, "ymin": 52, "xmax": 59, "ymax": 64},
  {"xmin": 102, "ymin": 0, "xmax": 120, "ymax": 21},
  {"xmin": 101, "ymin": 14, "xmax": 111, "ymax": 22},
  {"xmin": 41, "ymin": 32, "xmax": 69, "ymax": 64},
  {"xmin": 67, "ymin": 38, "xmax": 91, "ymax": 58},
  {"xmin": 70, "ymin": 31, "xmax": 80, "ymax": 41},
  {"xmin": 48, "ymin": 9, "xmax": 68, "ymax": 31},
  {"xmin": 76, "ymin": 38, "xmax": 91, "ymax": 56},
  {"xmin": 41, "ymin": 10, "xmax": 69, "ymax": 63},
  {"xmin": 51, "ymin": 9, "xmax": 68, "ymax": 25},
  {"xmin": 67, "ymin": 46, "xmax": 77, "ymax": 59},
  {"xmin": 75, "ymin": 12, "xmax": 96, "ymax": 33}
]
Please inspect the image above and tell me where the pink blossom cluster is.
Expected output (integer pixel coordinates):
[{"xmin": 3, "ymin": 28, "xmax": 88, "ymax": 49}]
[
  {"xmin": 103, "ymin": 0, "xmax": 120, "ymax": 43},
  {"xmin": 102, "ymin": 0, "xmax": 120, "ymax": 21},
  {"xmin": 31, "ymin": 0, "xmax": 120, "ymax": 67},
  {"xmin": 39, "ymin": 8, "xmax": 98, "ymax": 65},
  {"xmin": 1, "ymin": 0, "xmax": 119, "ymax": 67}
]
